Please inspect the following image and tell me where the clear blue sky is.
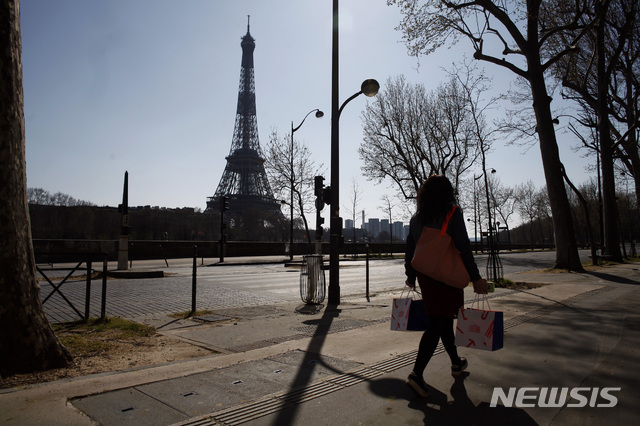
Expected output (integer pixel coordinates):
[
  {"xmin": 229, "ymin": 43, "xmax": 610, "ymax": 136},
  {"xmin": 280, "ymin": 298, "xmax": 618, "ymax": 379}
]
[{"xmin": 20, "ymin": 0, "xmax": 593, "ymax": 227}]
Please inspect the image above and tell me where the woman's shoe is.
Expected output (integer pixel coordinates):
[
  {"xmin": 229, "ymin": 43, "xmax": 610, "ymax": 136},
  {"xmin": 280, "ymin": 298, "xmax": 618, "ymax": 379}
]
[
  {"xmin": 406, "ymin": 371, "xmax": 429, "ymax": 397},
  {"xmin": 451, "ymin": 357, "xmax": 468, "ymax": 375}
]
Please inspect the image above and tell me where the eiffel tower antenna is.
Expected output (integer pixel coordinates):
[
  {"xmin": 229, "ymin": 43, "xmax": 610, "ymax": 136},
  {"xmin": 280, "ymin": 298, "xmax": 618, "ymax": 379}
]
[{"xmin": 207, "ymin": 20, "xmax": 282, "ymax": 239}]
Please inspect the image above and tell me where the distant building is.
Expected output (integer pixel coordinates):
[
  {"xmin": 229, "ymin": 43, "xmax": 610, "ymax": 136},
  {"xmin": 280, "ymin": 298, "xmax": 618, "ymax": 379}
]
[
  {"xmin": 381, "ymin": 219, "xmax": 390, "ymax": 234},
  {"xmin": 393, "ymin": 221, "xmax": 405, "ymax": 240},
  {"xmin": 368, "ymin": 218, "xmax": 380, "ymax": 237}
]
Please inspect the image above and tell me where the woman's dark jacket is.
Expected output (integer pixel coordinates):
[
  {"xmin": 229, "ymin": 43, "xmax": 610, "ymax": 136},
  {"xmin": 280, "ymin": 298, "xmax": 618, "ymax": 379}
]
[{"xmin": 404, "ymin": 206, "xmax": 481, "ymax": 318}]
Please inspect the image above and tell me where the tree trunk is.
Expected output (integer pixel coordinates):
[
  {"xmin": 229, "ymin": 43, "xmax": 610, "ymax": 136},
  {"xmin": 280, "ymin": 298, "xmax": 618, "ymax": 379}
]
[
  {"xmin": 0, "ymin": 0, "xmax": 71, "ymax": 376},
  {"xmin": 596, "ymin": 0, "xmax": 622, "ymax": 261},
  {"xmin": 527, "ymin": 65, "xmax": 584, "ymax": 271}
]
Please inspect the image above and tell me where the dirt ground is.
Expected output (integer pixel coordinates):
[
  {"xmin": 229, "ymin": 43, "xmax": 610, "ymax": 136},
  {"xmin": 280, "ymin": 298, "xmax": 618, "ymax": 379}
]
[{"xmin": 0, "ymin": 330, "xmax": 213, "ymax": 390}]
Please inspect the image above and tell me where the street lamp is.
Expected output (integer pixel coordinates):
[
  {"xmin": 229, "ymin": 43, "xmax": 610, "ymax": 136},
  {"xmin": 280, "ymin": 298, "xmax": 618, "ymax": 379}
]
[
  {"xmin": 328, "ymin": 78, "xmax": 379, "ymax": 305},
  {"xmin": 290, "ymin": 109, "xmax": 324, "ymax": 261},
  {"xmin": 483, "ymin": 167, "xmax": 502, "ymax": 283},
  {"xmin": 472, "ymin": 173, "xmax": 483, "ymax": 253}
]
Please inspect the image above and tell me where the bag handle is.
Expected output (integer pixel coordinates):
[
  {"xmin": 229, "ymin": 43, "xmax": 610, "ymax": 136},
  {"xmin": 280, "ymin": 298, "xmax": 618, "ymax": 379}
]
[
  {"xmin": 471, "ymin": 293, "xmax": 491, "ymax": 311},
  {"xmin": 440, "ymin": 205, "xmax": 458, "ymax": 236},
  {"xmin": 400, "ymin": 285, "xmax": 422, "ymax": 299}
]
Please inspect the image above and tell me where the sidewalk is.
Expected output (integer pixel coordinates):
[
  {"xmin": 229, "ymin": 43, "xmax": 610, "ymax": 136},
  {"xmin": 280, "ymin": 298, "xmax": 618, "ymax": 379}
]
[{"xmin": 1, "ymin": 263, "xmax": 638, "ymax": 425}]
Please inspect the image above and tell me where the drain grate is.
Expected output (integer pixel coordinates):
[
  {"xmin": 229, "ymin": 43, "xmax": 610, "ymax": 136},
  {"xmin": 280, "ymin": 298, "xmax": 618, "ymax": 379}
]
[
  {"xmin": 230, "ymin": 334, "xmax": 309, "ymax": 353},
  {"xmin": 292, "ymin": 319, "xmax": 373, "ymax": 335},
  {"xmin": 176, "ymin": 286, "xmax": 613, "ymax": 426},
  {"xmin": 194, "ymin": 315, "xmax": 228, "ymax": 323}
]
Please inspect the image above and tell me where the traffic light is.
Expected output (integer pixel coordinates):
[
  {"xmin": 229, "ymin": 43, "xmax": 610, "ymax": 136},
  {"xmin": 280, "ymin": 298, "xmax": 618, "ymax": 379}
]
[
  {"xmin": 220, "ymin": 196, "xmax": 229, "ymax": 213},
  {"xmin": 314, "ymin": 176, "xmax": 324, "ymax": 197},
  {"xmin": 322, "ymin": 186, "xmax": 332, "ymax": 205},
  {"xmin": 316, "ymin": 215, "xmax": 325, "ymax": 239}
]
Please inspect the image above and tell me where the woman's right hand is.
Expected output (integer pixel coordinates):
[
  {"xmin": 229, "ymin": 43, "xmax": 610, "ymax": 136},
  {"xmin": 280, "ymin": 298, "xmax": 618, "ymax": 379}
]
[{"xmin": 473, "ymin": 278, "xmax": 488, "ymax": 294}]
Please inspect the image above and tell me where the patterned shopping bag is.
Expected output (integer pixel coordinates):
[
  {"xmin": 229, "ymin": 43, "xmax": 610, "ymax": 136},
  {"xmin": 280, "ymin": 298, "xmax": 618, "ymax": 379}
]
[
  {"xmin": 391, "ymin": 289, "xmax": 428, "ymax": 331},
  {"xmin": 455, "ymin": 305, "xmax": 504, "ymax": 351},
  {"xmin": 391, "ymin": 297, "xmax": 411, "ymax": 331}
]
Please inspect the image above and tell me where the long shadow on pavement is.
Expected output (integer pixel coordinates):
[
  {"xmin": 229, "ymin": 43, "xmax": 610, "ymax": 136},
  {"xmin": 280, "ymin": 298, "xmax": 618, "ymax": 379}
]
[
  {"xmin": 369, "ymin": 373, "xmax": 538, "ymax": 425},
  {"xmin": 270, "ymin": 304, "xmax": 342, "ymax": 426}
]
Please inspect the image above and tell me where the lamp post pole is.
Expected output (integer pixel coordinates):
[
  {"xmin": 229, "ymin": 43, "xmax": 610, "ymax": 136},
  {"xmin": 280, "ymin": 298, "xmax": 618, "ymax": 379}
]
[
  {"xmin": 329, "ymin": 0, "xmax": 340, "ymax": 305},
  {"xmin": 290, "ymin": 109, "xmax": 323, "ymax": 261},
  {"xmin": 482, "ymin": 167, "xmax": 498, "ymax": 281},
  {"xmin": 472, "ymin": 173, "xmax": 482, "ymax": 253},
  {"xmin": 329, "ymin": 78, "xmax": 379, "ymax": 305},
  {"xmin": 328, "ymin": 0, "xmax": 379, "ymax": 306}
]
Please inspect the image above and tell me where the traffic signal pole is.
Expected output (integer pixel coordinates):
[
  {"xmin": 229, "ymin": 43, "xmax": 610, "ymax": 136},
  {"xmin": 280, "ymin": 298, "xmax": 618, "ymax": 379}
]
[{"xmin": 219, "ymin": 196, "xmax": 228, "ymax": 263}]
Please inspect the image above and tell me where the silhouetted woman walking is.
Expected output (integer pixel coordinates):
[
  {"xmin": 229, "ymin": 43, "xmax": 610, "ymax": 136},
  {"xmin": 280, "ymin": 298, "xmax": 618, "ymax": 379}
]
[{"xmin": 404, "ymin": 175, "xmax": 487, "ymax": 398}]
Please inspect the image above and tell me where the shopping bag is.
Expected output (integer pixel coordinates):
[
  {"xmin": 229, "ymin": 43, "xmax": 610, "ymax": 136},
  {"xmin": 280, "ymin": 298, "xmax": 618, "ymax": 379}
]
[
  {"xmin": 406, "ymin": 299, "xmax": 429, "ymax": 331},
  {"xmin": 411, "ymin": 206, "xmax": 470, "ymax": 289},
  {"xmin": 455, "ymin": 298, "xmax": 503, "ymax": 351},
  {"xmin": 391, "ymin": 289, "xmax": 429, "ymax": 331},
  {"xmin": 391, "ymin": 297, "xmax": 411, "ymax": 331}
]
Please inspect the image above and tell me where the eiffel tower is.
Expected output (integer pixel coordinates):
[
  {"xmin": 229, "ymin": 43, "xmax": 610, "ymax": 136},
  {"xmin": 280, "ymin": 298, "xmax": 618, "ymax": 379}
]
[{"xmin": 207, "ymin": 18, "xmax": 282, "ymax": 238}]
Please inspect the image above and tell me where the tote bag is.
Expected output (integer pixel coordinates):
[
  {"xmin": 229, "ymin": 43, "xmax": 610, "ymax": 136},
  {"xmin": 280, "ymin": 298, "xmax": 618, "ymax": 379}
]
[{"xmin": 410, "ymin": 206, "xmax": 470, "ymax": 289}]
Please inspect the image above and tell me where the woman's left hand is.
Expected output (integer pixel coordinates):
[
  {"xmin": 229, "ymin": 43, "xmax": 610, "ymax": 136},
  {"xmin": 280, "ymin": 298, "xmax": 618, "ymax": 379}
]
[{"xmin": 473, "ymin": 278, "xmax": 488, "ymax": 294}]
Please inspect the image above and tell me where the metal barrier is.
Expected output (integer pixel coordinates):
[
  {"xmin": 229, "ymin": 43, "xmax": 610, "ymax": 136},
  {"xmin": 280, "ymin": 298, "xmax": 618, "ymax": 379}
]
[
  {"xmin": 300, "ymin": 255, "xmax": 326, "ymax": 304},
  {"xmin": 36, "ymin": 252, "xmax": 108, "ymax": 321}
]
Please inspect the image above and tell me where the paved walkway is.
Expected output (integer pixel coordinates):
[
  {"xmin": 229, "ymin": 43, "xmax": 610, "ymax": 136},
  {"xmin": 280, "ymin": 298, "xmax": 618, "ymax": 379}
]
[{"xmin": 1, "ymin": 262, "xmax": 639, "ymax": 425}]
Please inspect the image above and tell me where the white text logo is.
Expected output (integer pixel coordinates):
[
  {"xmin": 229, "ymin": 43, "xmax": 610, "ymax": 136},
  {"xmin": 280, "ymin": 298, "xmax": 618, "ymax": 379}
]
[{"xmin": 490, "ymin": 387, "xmax": 621, "ymax": 408}]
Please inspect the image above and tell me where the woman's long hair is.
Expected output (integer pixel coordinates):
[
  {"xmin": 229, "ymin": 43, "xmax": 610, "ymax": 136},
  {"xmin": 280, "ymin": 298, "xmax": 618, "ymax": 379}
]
[{"xmin": 415, "ymin": 175, "xmax": 457, "ymax": 223}]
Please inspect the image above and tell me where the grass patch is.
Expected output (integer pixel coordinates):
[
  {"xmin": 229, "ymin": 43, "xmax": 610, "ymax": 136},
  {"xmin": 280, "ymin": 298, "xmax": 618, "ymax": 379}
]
[
  {"xmin": 52, "ymin": 317, "xmax": 155, "ymax": 356},
  {"xmin": 53, "ymin": 317, "xmax": 154, "ymax": 336},
  {"xmin": 57, "ymin": 334, "xmax": 111, "ymax": 356},
  {"xmin": 169, "ymin": 309, "xmax": 215, "ymax": 319}
]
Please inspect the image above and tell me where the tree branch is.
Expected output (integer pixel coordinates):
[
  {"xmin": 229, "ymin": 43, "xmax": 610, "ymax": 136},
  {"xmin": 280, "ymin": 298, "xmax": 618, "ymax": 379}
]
[{"xmin": 473, "ymin": 50, "xmax": 528, "ymax": 78}]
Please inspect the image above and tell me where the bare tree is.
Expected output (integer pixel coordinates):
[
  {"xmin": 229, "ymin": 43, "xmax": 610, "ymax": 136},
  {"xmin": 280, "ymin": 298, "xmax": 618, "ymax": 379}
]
[
  {"xmin": 388, "ymin": 0, "xmax": 587, "ymax": 270},
  {"xmin": 27, "ymin": 187, "xmax": 95, "ymax": 206},
  {"xmin": 515, "ymin": 180, "xmax": 539, "ymax": 249},
  {"xmin": 359, "ymin": 74, "xmax": 480, "ymax": 200},
  {"xmin": 549, "ymin": 0, "xmax": 640, "ymax": 260},
  {"xmin": 343, "ymin": 178, "xmax": 363, "ymax": 244},
  {"xmin": 490, "ymin": 178, "xmax": 517, "ymax": 248},
  {"xmin": 379, "ymin": 194, "xmax": 397, "ymax": 254},
  {"xmin": 0, "ymin": 0, "xmax": 71, "ymax": 375},
  {"xmin": 265, "ymin": 129, "xmax": 324, "ymax": 244}
]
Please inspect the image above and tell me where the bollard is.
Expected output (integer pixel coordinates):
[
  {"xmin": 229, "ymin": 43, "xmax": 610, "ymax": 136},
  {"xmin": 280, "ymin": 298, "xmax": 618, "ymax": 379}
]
[
  {"xmin": 101, "ymin": 256, "xmax": 108, "ymax": 320},
  {"xmin": 84, "ymin": 260, "xmax": 92, "ymax": 322},
  {"xmin": 191, "ymin": 245, "xmax": 197, "ymax": 314},
  {"xmin": 366, "ymin": 243, "xmax": 370, "ymax": 302}
]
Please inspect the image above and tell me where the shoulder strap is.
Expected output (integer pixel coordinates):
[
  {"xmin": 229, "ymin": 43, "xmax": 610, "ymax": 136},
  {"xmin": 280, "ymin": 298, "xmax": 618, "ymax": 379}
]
[{"xmin": 440, "ymin": 206, "xmax": 458, "ymax": 236}]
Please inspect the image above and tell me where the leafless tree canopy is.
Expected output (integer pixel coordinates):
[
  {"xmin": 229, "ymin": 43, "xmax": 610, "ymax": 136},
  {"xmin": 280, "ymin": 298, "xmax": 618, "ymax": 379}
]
[
  {"xmin": 359, "ymin": 75, "xmax": 481, "ymax": 200},
  {"xmin": 264, "ymin": 129, "xmax": 324, "ymax": 243},
  {"xmin": 387, "ymin": 0, "xmax": 595, "ymax": 270}
]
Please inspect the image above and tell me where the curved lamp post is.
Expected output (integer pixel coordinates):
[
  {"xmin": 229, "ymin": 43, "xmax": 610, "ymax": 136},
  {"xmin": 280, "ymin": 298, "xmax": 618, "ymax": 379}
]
[
  {"xmin": 290, "ymin": 109, "xmax": 324, "ymax": 260},
  {"xmin": 328, "ymin": 78, "xmax": 379, "ymax": 305},
  {"xmin": 482, "ymin": 168, "xmax": 501, "ymax": 283}
]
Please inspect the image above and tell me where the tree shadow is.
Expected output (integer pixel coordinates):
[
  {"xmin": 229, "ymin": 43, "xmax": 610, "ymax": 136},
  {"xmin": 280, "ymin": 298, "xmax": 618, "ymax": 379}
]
[
  {"xmin": 369, "ymin": 373, "xmax": 538, "ymax": 425},
  {"xmin": 585, "ymin": 270, "xmax": 640, "ymax": 285}
]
